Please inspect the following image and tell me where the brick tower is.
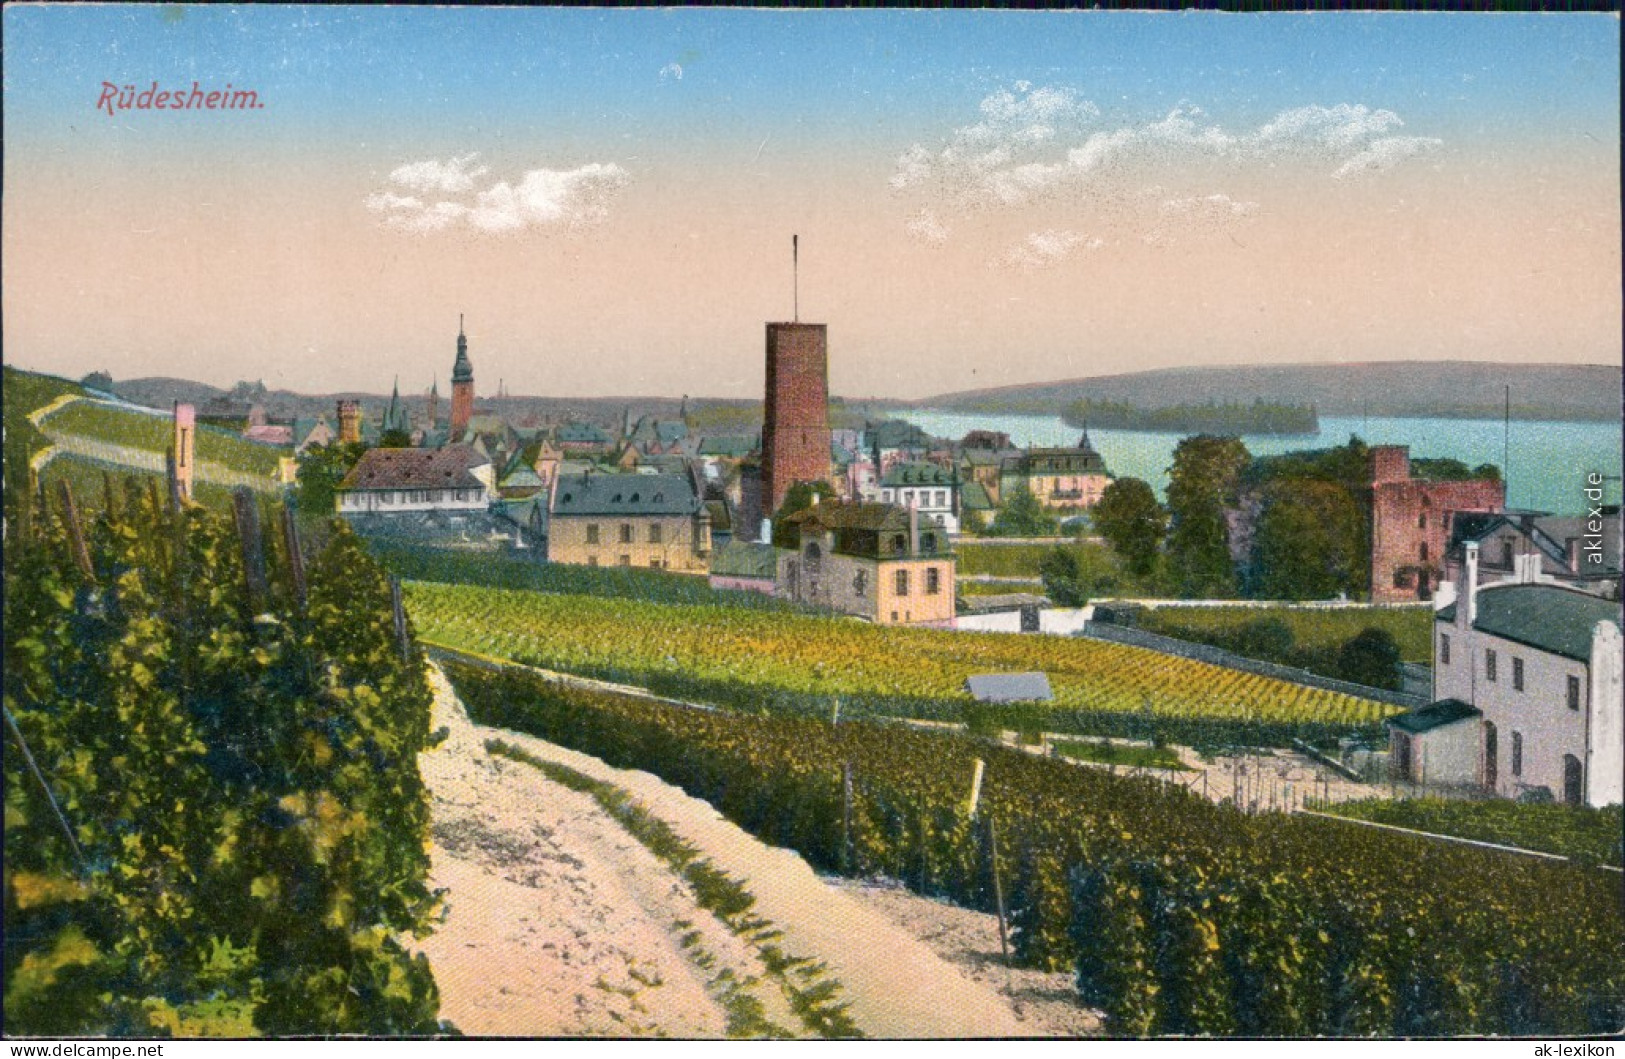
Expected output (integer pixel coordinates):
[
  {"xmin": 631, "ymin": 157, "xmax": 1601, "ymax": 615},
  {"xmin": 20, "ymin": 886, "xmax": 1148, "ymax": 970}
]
[
  {"xmin": 336, "ymin": 400, "xmax": 362, "ymax": 444},
  {"xmin": 762, "ymin": 322, "xmax": 831, "ymax": 514},
  {"xmin": 450, "ymin": 315, "xmax": 475, "ymax": 440}
]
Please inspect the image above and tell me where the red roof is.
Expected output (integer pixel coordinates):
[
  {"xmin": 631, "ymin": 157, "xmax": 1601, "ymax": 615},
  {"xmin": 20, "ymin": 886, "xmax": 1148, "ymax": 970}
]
[{"xmin": 338, "ymin": 445, "xmax": 489, "ymax": 492}]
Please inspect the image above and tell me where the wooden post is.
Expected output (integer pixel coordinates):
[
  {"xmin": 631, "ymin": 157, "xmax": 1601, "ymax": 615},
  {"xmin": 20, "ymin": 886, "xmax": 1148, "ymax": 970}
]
[
  {"xmin": 232, "ymin": 489, "xmax": 267, "ymax": 613},
  {"xmin": 390, "ymin": 576, "xmax": 410, "ymax": 662},
  {"xmin": 841, "ymin": 762, "xmax": 853, "ymax": 875},
  {"xmin": 988, "ymin": 813, "xmax": 1010, "ymax": 965},
  {"xmin": 967, "ymin": 757, "xmax": 986, "ymax": 818},
  {"xmin": 56, "ymin": 482, "xmax": 94, "ymax": 581},
  {"xmin": 280, "ymin": 504, "xmax": 307, "ymax": 611},
  {"xmin": 831, "ymin": 697, "xmax": 841, "ymax": 726}
]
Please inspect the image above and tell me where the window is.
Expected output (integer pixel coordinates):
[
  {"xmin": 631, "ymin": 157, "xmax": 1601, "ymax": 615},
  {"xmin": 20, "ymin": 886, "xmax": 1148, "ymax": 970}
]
[
  {"xmin": 586, "ymin": 524, "xmax": 600, "ymax": 545},
  {"xmin": 926, "ymin": 568, "xmax": 941, "ymax": 595},
  {"xmin": 852, "ymin": 570, "xmax": 867, "ymax": 595},
  {"xmin": 895, "ymin": 569, "xmax": 910, "ymax": 596},
  {"xmin": 883, "ymin": 489, "xmax": 893, "ymax": 502},
  {"xmin": 1419, "ymin": 542, "xmax": 1429, "ymax": 562},
  {"xmin": 1394, "ymin": 569, "xmax": 1413, "ymax": 589},
  {"xmin": 1512, "ymin": 657, "xmax": 1524, "ymax": 692},
  {"xmin": 1568, "ymin": 675, "xmax": 1582, "ymax": 711},
  {"xmin": 649, "ymin": 557, "xmax": 663, "ymax": 569},
  {"xmin": 648, "ymin": 523, "xmax": 663, "ymax": 544},
  {"xmin": 893, "ymin": 534, "xmax": 908, "ymax": 555},
  {"xmin": 620, "ymin": 523, "xmax": 633, "ymax": 544},
  {"xmin": 920, "ymin": 532, "xmax": 936, "ymax": 555},
  {"xmin": 587, "ymin": 556, "xmax": 599, "ymax": 567},
  {"xmin": 935, "ymin": 490, "xmax": 946, "ymax": 507},
  {"xmin": 1440, "ymin": 634, "xmax": 1451, "ymax": 665},
  {"xmin": 618, "ymin": 555, "xmax": 632, "ymax": 567},
  {"xmin": 1485, "ymin": 649, "xmax": 1497, "ymax": 683},
  {"xmin": 1511, "ymin": 731, "xmax": 1523, "ymax": 777},
  {"xmin": 1418, "ymin": 512, "xmax": 1427, "ymax": 529},
  {"xmin": 1502, "ymin": 540, "xmax": 1515, "ymax": 567}
]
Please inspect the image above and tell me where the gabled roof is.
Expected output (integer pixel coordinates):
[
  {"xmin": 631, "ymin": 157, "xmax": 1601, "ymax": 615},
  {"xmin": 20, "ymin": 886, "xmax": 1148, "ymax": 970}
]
[
  {"xmin": 1437, "ymin": 583, "xmax": 1622, "ymax": 661},
  {"xmin": 965, "ymin": 672, "xmax": 1053, "ymax": 703},
  {"xmin": 960, "ymin": 481, "xmax": 994, "ymax": 511},
  {"xmin": 787, "ymin": 501, "xmax": 912, "ymax": 534},
  {"xmin": 558, "ymin": 422, "xmax": 613, "ymax": 444},
  {"xmin": 1387, "ymin": 698, "xmax": 1480, "ymax": 734},
  {"xmin": 338, "ymin": 445, "xmax": 490, "ymax": 492},
  {"xmin": 882, "ymin": 462, "xmax": 956, "ymax": 488},
  {"xmin": 500, "ymin": 463, "xmax": 545, "ymax": 489},
  {"xmin": 550, "ymin": 472, "xmax": 702, "ymax": 517}
]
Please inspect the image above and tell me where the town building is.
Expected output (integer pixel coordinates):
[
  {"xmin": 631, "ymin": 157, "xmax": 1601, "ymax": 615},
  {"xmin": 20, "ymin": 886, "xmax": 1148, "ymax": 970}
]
[
  {"xmin": 708, "ymin": 540, "xmax": 779, "ymax": 595},
  {"xmin": 1370, "ymin": 445, "xmax": 1504, "ymax": 603},
  {"xmin": 879, "ymin": 462, "xmax": 960, "ymax": 535},
  {"xmin": 1001, "ymin": 431, "xmax": 1112, "ymax": 512},
  {"xmin": 761, "ymin": 322, "xmax": 832, "ymax": 514},
  {"xmin": 336, "ymin": 400, "xmax": 363, "ymax": 444},
  {"xmin": 450, "ymin": 317, "xmax": 475, "ymax": 440},
  {"xmin": 547, "ymin": 471, "xmax": 712, "ymax": 573},
  {"xmin": 335, "ymin": 445, "xmax": 493, "ymax": 514},
  {"xmin": 775, "ymin": 500, "xmax": 955, "ymax": 627},
  {"xmin": 1394, "ymin": 542, "xmax": 1623, "ymax": 806},
  {"xmin": 1444, "ymin": 509, "xmax": 1621, "ymax": 601}
]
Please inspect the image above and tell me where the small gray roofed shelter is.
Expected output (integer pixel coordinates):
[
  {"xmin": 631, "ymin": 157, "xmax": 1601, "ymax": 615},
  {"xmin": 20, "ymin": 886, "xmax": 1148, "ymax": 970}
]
[
  {"xmin": 1386, "ymin": 698, "xmax": 1481, "ymax": 735},
  {"xmin": 965, "ymin": 672, "xmax": 1053, "ymax": 703}
]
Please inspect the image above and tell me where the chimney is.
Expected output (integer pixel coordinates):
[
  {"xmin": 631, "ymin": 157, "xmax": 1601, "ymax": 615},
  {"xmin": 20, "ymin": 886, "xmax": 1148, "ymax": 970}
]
[
  {"xmin": 1462, "ymin": 542, "xmax": 1479, "ymax": 627},
  {"xmin": 760, "ymin": 517, "xmax": 772, "ymax": 543},
  {"xmin": 908, "ymin": 497, "xmax": 920, "ymax": 554}
]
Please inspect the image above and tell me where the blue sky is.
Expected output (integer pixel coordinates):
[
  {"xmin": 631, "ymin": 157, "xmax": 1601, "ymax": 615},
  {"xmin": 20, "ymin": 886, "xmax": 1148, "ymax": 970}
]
[{"xmin": 3, "ymin": 6, "xmax": 1619, "ymax": 398}]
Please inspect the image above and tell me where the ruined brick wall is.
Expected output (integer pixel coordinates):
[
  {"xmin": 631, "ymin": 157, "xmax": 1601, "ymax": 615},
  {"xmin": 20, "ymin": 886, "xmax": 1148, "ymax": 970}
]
[
  {"xmin": 762, "ymin": 323, "xmax": 831, "ymax": 514},
  {"xmin": 1371, "ymin": 470, "xmax": 1505, "ymax": 602}
]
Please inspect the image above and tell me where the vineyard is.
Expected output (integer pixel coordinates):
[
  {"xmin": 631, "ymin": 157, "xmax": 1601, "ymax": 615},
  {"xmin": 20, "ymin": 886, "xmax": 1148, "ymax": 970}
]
[
  {"xmin": 407, "ymin": 582, "xmax": 1398, "ymax": 747},
  {"xmin": 446, "ymin": 660, "xmax": 1625, "ymax": 1037},
  {"xmin": 1322, "ymin": 797, "xmax": 1624, "ymax": 868},
  {"xmin": 4, "ymin": 479, "xmax": 442, "ymax": 1035},
  {"xmin": 39, "ymin": 399, "xmax": 288, "ymax": 477},
  {"xmin": 1137, "ymin": 604, "xmax": 1434, "ymax": 664},
  {"xmin": 366, "ymin": 539, "xmax": 815, "ymax": 613}
]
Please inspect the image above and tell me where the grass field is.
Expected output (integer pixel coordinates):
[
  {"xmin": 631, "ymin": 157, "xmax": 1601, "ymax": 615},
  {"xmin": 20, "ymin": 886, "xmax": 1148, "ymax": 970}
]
[
  {"xmin": 38, "ymin": 452, "xmax": 238, "ymax": 512},
  {"xmin": 3, "ymin": 367, "xmax": 84, "ymax": 489},
  {"xmin": 1138, "ymin": 604, "xmax": 1434, "ymax": 663},
  {"xmin": 40, "ymin": 399, "xmax": 287, "ymax": 476},
  {"xmin": 408, "ymin": 582, "xmax": 1397, "ymax": 744},
  {"xmin": 1051, "ymin": 738, "xmax": 1192, "ymax": 771}
]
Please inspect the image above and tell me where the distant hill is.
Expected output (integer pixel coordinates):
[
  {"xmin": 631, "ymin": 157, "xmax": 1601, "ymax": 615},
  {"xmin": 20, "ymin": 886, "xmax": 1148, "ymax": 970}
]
[{"xmin": 921, "ymin": 362, "xmax": 1623, "ymax": 422}]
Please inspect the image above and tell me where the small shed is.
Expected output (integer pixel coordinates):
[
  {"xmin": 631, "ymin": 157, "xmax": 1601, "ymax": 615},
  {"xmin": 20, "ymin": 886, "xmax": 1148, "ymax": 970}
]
[
  {"xmin": 965, "ymin": 672, "xmax": 1054, "ymax": 704},
  {"xmin": 1386, "ymin": 698, "xmax": 1481, "ymax": 786}
]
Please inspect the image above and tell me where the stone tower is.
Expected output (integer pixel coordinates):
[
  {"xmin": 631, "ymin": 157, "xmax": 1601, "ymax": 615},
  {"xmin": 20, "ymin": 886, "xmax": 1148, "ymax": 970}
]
[
  {"xmin": 336, "ymin": 400, "xmax": 362, "ymax": 444},
  {"xmin": 170, "ymin": 402, "xmax": 195, "ymax": 502},
  {"xmin": 762, "ymin": 322, "xmax": 832, "ymax": 514},
  {"xmin": 450, "ymin": 315, "xmax": 475, "ymax": 440}
]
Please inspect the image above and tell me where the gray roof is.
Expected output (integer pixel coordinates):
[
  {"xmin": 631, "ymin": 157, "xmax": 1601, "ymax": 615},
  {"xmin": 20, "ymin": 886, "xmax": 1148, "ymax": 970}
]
[
  {"xmin": 965, "ymin": 672, "xmax": 1053, "ymax": 703},
  {"xmin": 1437, "ymin": 584, "xmax": 1622, "ymax": 662},
  {"xmin": 1387, "ymin": 698, "xmax": 1481, "ymax": 734},
  {"xmin": 882, "ymin": 461, "xmax": 956, "ymax": 488},
  {"xmin": 551, "ymin": 472, "xmax": 701, "ymax": 517}
]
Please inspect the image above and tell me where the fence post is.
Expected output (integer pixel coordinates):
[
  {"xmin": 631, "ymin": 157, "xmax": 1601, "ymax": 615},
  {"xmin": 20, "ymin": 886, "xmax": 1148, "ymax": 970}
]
[
  {"xmin": 988, "ymin": 813, "xmax": 1010, "ymax": 966},
  {"xmin": 232, "ymin": 488, "xmax": 268, "ymax": 613},
  {"xmin": 56, "ymin": 481, "xmax": 94, "ymax": 582},
  {"xmin": 281, "ymin": 504, "xmax": 307, "ymax": 611},
  {"xmin": 390, "ymin": 576, "xmax": 411, "ymax": 662},
  {"xmin": 841, "ymin": 761, "xmax": 853, "ymax": 875}
]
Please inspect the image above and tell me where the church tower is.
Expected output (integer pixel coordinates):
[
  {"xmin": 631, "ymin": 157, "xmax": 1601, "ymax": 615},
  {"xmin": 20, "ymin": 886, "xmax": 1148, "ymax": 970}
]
[{"xmin": 450, "ymin": 315, "xmax": 474, "ymax": 440}]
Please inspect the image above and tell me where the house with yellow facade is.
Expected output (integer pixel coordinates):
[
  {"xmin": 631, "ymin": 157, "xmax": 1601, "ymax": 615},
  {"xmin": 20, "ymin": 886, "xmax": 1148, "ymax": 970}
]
[
  {"xmin": 547, "ymin": 471, "xmax": 712, "ymax": 573},
  {"xmin": 775, "ymin": 501, "xmax": 955, "ymax": 627}
]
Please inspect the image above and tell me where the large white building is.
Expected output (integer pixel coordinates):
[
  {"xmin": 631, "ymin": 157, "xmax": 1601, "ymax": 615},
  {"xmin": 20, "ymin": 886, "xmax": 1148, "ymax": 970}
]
[
  {"xmin": 1394, "ymin": 543, "xmax": 1623, "ymax": 807},
  {"xmin": 335, "ymin": 445, "xmax": 494, "ymax": 514}
]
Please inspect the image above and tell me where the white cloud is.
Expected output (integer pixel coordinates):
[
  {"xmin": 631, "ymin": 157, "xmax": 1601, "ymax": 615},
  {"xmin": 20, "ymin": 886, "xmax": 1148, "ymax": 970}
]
[
  {"xmin": 997, "ymin": 229, "xmax": 1092, "ymax": 270},
  {"xmin": 1161, "ymin": 192, "xmax": 1258, "ymax": 217},
  {"xmin": 1332, "ymin": 135, "xmax": 1443, "ymax": 180},
  {"xmin": 891, "ymin": 88, "xmax": 1444, "ymax": 236},
  {"xmin": 660, "ymin": 62, "xmax": 683, "ymax": 82},
  {"xmin": 905, "ymin": 208, "xmax": 950, "ymax": 246},
  {"xmin": 367, "ymin": 157, "xmax": 631, "ymax": 235},
  {"xmin": 387, "ymin": 153, "xmax": 489, "ymax": 194}
]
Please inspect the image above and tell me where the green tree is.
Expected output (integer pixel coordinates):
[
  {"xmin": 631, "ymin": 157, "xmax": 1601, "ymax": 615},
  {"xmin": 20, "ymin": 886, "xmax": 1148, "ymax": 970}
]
[
  {"xmin": 1165, "ymin": 436, "xmax": 1249, "ymax": 598},
  {"xmin": 1337, "ymin": 627, "xmax": 1403, "ymax": 690},
  {"xmin": 1039, "ymin": 547, "xmax": 1088, "ymax": 606},
  {"xmin": 1251, "ymin": 479, "xmax": 1364, "ymax": 600},
  {"xmin": 988, "ymin": 484, "xmax": 1059, "ymax": 537},
  {"xmin": 294, "ymin": 442, "xmax": 367, "ymax": 516},
  {"xmin": 376, "ymin": 429, "xmax": 413, "ymax": 449},
  {"xmin": 1092, "ymin": 478, "xmax": 1167, "ymax": 577}
]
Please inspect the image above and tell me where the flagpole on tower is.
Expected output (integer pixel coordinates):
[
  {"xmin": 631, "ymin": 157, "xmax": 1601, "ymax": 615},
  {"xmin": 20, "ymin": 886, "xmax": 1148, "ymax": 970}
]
[{"xmin": 793, "ymin": 234, "xmax": 799, "ymax": 323}]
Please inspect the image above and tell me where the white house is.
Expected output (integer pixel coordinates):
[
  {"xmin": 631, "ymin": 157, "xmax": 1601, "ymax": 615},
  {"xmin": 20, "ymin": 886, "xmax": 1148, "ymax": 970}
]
[
  {"xmin": 335, "ymin": 444, "xmax": 494, "ymax": 514},
  {"xmin": 879, "ymin": 461, "xmax": 959, "ymax": 535},
  {"xmin": 1400, "ymin": 542, "xmax": 1623, "ymax": 807}
]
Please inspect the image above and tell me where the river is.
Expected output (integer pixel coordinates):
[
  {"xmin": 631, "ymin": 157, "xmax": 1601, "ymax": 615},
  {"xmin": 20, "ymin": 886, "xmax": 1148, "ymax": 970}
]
[{"xmin": 896, "ymin": 411, "xmax": 1622, "ymax": 516}]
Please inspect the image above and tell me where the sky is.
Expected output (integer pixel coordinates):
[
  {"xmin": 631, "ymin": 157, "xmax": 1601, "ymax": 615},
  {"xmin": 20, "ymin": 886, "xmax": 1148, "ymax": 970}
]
[{"xmin": 3, "ymin": 6, "xmax": 1620, "ymax": 400}]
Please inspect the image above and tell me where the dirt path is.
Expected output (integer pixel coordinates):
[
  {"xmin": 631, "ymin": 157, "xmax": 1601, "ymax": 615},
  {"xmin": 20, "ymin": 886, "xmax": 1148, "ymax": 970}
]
[{"xmin": 418, "ymin": 665, "xmax": 1034, "ymax": 1038}]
